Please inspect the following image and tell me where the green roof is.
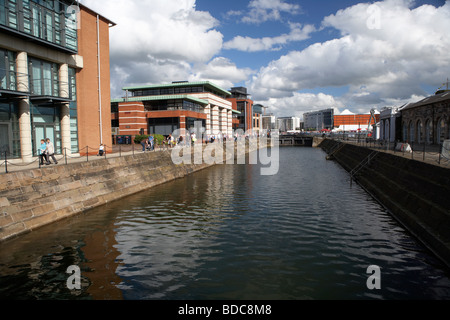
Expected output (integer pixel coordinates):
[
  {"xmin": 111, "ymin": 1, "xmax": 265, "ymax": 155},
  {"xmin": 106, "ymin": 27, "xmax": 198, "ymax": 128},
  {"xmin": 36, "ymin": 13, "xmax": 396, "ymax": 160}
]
[
  {"xmin": 111, "ymin": 95, "xmax": 209, "ymax": 106},
  {"xmin": 122, "ymin": 81, "xmax": 232, "ymax": 97}
]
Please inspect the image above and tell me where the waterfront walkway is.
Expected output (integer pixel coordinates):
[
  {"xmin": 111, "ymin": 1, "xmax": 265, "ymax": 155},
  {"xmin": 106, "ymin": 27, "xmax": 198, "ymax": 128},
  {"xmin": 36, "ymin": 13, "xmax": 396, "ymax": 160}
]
[
  {"xmin": 0, "ymin": 144, "xmax": 173, "ymax": 174},
  {"xmin": 332, "ymin": 138, "xmax": 450, "ymax": 169}
]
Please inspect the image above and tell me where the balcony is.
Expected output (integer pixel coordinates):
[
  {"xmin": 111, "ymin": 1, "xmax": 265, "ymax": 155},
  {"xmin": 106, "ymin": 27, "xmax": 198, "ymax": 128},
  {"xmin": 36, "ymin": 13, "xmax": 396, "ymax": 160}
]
[{"xmin": 0, "ymin": 0, "xmax": 78, "ymax": 54}]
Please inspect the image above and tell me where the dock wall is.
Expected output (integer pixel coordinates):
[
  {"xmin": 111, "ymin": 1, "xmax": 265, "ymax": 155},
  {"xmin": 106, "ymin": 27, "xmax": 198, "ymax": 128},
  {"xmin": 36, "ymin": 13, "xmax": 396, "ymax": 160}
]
[
  {"xmin": 319, "ymin": 139, "xmax": 450, "ymax": 268},
  {"xmin": 0, "ymin": 143, "xmax": 261, "ymax": 242}
]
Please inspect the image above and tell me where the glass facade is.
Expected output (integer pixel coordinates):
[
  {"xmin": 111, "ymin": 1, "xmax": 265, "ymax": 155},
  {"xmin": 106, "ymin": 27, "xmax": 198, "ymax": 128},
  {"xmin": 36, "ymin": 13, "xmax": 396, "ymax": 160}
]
[
  {"xmin": 29, "ymin": 57, "xmax": 59, "ymax": 96},
  {"xmin": 31, "ymin": 104, "xmax": 61, "ymax": 156},
  {"xmin": 0, "ymin": 0, "xmax": 78, "ymax": 52},
  {"xmin": 68, "ymin": 67, "xmax": 78, "ymax": 153},
  {"xmin": 0, "ymin": 102, "xmax": 20, "ymax": 158},
  {"xmin": 144, "ymin": 99, "xmax": 203, "ymax": 113},
  {"xmin": 0, "ymin": 48, "xmax": 16, "ymax": 91},
  {"xmin": 131, "ymin": 84, "xmax": 229, "ymax": 99},
  {"xmin": 133, "ymin": 86, "xmax": 204, "ymax": 97}
]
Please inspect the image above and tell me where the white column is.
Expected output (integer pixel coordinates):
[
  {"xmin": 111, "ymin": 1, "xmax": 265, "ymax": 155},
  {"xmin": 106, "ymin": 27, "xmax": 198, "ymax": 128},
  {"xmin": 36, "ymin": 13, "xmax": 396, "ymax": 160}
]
[
  {"xmin": 211, "ymin": 106, "xmax": 220, "ymax": 135},
  {"xmin": 16, "ymin": 52, "xmax": 33, "ymax": 162},
  {"xmin": 59, "ymin": 64, "xmax": 71, "ymax": 157},
  {"xmin": 228, "ymin": 110, "xmax": 233, "ymax": 137},
  {"xmin": 204, "ymin": 104, "xmax": 211, "ymax": 136},
  {"xmin": 220, "ymin": 108, "xmax": 228, "ymax": 135}
]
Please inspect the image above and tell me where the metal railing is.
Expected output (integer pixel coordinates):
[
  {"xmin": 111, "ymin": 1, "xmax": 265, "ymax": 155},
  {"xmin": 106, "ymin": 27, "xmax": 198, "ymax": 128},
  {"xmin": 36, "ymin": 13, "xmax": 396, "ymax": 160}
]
[
  {"xmin": 326, "ymin": 135, "xmax": 450, "ymax": 168},
  {"xmin": 0, "ymin": 141, "xmax": 180, "ymax": 174}
]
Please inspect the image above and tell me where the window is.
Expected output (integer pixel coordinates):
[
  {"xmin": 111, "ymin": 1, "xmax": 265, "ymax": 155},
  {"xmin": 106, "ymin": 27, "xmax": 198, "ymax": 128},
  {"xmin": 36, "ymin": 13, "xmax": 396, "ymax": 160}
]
[
  {"xmin": 425, "ymin": 119, "xmax": 432, "ymax": 145},
  {"xmin": 68, "ymin": 68, "xmax": 78, "ymax": 152},
  {"xmin": 416, "ymin": 120, "xmax": 423, "ymax": 144},
  {"xmin": 2, "ymin": 0, "xmax": 78, "ymax": 52},
  {"xmin": 0, "ymin": 49, "xmax": 16, "ymax": 91},
  {"xmin": 29, "ymin": 57, "xmax": 59, "ymax": 96},
  {"xmin": 409, "ymin": 121, "xmax": 415, "ymax": 143},
  {"xmin": 437, "ymin": 118, "xmax": 445, "ymax": 144}
]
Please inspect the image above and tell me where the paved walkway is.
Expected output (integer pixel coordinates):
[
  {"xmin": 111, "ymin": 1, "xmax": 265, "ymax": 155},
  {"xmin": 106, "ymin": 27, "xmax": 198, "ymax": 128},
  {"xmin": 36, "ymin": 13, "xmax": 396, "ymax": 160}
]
[
  {"xmin": 0, "ymin": 145, "xmax": 173, "ymax": 174},
  {"xmin": 339, "ymin": 139, "xmax": 450, "ymax": 169}
]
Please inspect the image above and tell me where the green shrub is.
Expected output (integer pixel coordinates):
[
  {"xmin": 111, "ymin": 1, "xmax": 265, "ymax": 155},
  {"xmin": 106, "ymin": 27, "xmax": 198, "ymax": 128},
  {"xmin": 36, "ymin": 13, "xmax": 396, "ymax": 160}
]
[{"xmin": 134, "ymin": 135, "xmax": 149, "ymax": 144}]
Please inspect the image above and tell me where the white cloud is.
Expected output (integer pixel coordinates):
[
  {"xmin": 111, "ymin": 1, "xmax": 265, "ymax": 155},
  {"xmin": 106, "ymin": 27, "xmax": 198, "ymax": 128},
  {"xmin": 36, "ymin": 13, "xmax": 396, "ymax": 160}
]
[
  {"xmin": 249, "ymin": 0, "xmax": 450, "ymax": 112},
  {"xmin": 81, "ymin": 0, "xmax": 225, "ymax": 97},
  {"xmin": 189, "ymin": 57, "xmax": 255, "ymax": 90},
  {"xmin": 224, "ymin": 23, "xmax": 316, "ymax": 52},
  {"xmin": 242, "ymin": 0, "xmax": 301, "ymax": 24},
  {"xmin": 257, "ymin": 92, "xmax": 345, "ymax": 118}
]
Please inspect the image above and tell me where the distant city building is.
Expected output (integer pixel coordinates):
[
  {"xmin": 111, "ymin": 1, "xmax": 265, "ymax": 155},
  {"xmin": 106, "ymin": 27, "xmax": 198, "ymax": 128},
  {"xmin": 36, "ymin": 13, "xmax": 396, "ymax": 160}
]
[
  {"xmin": 277, "ymin": 117, "xmax": 301, "ymax": 132},
  {"xmin": 401, "ymin": 91, "xmax": 450, "ymax": 145},
  {"xmin": 333, "ymin": 109, "xmax": 380, "ymax": 132},
  {"xmin": 303, "ymin": 109, "xmax": 334, "ymax": 131},
  {"xmin": 228, "ymin": 87, "xmax": 253, "ymax": 132},
  {"xmin": 379, "ymin": 106, "xmax": 403, "ymax": 143},
  {"xmin": 262, "ymin": 114, "xmax": 277, "ymax": 131},
  {"xmin": 0, "ymin": 1, "xmax": 114, "ymax": 160},
  {"xmin": 252, "ymin": 104, "xmax": 265, "ymax": 133}
]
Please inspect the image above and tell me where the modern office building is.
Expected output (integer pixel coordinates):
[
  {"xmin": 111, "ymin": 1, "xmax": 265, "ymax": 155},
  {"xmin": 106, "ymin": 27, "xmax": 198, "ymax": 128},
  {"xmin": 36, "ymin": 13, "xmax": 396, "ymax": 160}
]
[
  {"xmin": 0, "ymin": 1, "xmax": 114, "ymax": 160},
  {"xmin": 111, "ymin": 81, "xmax": 234, "ymax": 140},
  {"xmin": 303, "ymin": 109, "xmax": 334, "ymax": 131},
  {"xmin": 228, "ymin": 87, "xmax": 253, "ymax": 132},
  {"xmin": 277, "ymin": 116, "xmax": 301, "ymax": 133},
  {"xmin": 262, "ymin": 114, "xmax": 277, "ymax": 131}
]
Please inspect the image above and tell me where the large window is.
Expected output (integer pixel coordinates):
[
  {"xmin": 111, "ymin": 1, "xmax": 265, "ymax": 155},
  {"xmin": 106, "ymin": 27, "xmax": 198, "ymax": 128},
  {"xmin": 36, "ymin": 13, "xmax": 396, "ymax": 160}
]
[
  {"xmin": 0, "ymin": 48, "xmax": 16, "ymax": 91},
  {"xmin": 29, "ymin": 57, "xmax": 59, "ymax": 96},
  {"xmin": 0, "ymin": 102, "xmax": 21, "ymax": 158},
  {"xmin": 68, "ymin": 67, "xmax": 78, "ymax": 153},
  {"xmin": 1, "ymin": 0, "xmax": 78, "ymax": 52}
]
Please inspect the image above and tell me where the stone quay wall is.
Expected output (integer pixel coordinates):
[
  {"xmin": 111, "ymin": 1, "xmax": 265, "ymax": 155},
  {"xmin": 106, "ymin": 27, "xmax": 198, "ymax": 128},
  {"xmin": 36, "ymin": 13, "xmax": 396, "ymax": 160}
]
[
  {"xmin": 0, "ymin": 142, "xmax": 262, "ymax": 242},
  {"xmin": 319, "ymin": 139, "xmax": 450, "ymax": 268}
]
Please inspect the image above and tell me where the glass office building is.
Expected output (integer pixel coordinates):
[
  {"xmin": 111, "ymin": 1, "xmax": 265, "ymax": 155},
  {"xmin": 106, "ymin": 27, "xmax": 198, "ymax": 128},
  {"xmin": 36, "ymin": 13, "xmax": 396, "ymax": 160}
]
[{"xmin": 0, "ymin": 0, "xmax": 114, "ymax": 160}]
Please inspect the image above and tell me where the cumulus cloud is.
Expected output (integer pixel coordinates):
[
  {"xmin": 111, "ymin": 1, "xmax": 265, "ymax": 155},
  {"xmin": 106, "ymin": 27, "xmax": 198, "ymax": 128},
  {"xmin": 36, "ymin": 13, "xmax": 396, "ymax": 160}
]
[
  {"xmin": 257, "ymin": 93, "xmax": 345, "ymax": 118},
  {"xmin": 188, "ymin": 57, "xmax": 255, "ymax": 90},
  {"xmin": 224, "ymin": 22, "xmax": 316, "ymax": 52},
  {"xmin": 242, "ymin": 0, "xmax": 302, "ymax": 24},
  {"xmin": 82, "ymin": 0, "xmax": 227, "ymax": 97},
  {"xmin": 249, "ymin": 0, "xmax": 450, "ymax": 111}
]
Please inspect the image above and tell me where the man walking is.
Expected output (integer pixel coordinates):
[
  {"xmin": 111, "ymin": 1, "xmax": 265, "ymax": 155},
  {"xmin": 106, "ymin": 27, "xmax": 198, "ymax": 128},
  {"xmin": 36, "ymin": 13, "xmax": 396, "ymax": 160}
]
[{"xmin": 45, "ymin": 138, "xmax": 58, "ymax": 165}]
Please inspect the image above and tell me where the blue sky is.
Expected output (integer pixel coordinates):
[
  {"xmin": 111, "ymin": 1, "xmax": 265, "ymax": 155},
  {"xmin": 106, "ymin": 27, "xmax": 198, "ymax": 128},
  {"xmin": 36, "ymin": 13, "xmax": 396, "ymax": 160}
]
[{"xmin": 82, "ymin": 0, "xmax": 450, "ymax": 118}]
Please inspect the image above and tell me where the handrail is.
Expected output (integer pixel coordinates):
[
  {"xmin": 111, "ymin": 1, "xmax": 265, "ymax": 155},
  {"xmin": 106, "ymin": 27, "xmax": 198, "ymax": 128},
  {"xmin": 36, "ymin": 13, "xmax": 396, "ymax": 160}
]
[{"xmin": 350, "ymin": 150, "xmax": 379, "ymax": 185}]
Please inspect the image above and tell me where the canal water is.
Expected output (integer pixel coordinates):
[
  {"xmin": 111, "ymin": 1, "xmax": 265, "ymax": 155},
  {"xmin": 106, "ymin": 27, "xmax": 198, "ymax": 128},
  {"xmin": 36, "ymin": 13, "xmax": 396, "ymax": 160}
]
[{"xmin": 1, "ymin": 147, "xmax": 450, "ymax": 300}]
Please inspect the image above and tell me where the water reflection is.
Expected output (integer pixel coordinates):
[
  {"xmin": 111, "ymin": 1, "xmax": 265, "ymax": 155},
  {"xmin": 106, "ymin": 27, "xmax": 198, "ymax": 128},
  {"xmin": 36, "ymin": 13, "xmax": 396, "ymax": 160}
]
[{"xmin": 1, "ymin": 148, "xmax": 450, "ymax": 300}]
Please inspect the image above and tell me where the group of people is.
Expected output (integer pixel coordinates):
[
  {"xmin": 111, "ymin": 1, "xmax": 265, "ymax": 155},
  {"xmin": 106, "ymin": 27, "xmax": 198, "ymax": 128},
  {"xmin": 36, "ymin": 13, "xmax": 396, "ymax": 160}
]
[
  {"xmin": 39, "ymin": 138, "xmax": 58, "ymax": 166},
  {"xmin": 141, "ymin": 136, "xmax": 155, "ymax": 152}
]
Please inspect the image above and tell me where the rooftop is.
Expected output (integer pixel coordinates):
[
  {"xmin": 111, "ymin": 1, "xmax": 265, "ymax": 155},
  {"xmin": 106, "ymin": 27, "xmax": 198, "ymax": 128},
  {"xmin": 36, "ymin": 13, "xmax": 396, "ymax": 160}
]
[
  {"xmin": 123, "ymin": 81, "xmax": 231, "ymax": 97},
  {"xmin": 402, "ymin": 91, "xmax": 450, "ymax": 111}
]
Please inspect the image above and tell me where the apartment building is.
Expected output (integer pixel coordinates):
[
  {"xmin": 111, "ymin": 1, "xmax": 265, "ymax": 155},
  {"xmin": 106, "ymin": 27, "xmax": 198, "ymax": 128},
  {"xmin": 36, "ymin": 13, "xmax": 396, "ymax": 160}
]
[{"xmin": 0, "ymin": 0, "xmax": 114, "ymax": 160}]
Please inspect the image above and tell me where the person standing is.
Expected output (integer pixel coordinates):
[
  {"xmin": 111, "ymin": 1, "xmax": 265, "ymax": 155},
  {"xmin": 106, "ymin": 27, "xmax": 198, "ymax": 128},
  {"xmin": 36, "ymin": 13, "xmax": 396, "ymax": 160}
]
[
  {"xmin": 45, "ymin": 138, "xmax": 58, "ymax": 165},
  {"xmin": 39, "ymin": 139, "xmax": 47, "ymax": 165}
]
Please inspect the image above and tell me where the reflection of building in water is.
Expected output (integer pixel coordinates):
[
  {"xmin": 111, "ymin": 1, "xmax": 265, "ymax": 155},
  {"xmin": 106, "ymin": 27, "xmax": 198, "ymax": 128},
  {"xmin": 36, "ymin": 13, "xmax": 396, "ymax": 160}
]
[{"xmin": 82, "ymin": 228, "xmax": 123, "ymax": 300}]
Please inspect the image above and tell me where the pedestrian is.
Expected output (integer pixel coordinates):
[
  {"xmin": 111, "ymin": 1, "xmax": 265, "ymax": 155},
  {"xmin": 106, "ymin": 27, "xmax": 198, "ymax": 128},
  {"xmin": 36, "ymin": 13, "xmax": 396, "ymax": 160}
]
[
  {"xmin": 98, "ymin": 144, "xmax": 105, "ymax": 156},
  {"xmin": 45, "ymin": 138, "xmax": 58, "ymax": 165},
  {"xmin": 141, "ymin": 137, "xmax": 148, "ymax": 152},
  {"xmin": 39, "ymin": 139, "xmax": 47, "ymax": 165},
  {"xmin": 149, "ymin": 135, "xmax": 154, "ymax": 151}
]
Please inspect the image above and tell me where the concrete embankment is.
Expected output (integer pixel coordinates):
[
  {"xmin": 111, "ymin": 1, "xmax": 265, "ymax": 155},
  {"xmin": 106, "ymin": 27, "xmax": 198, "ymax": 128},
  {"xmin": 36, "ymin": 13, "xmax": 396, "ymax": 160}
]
[
  {"xmin": 0, "ymin": 142, "xmax": 261, "ymax": 242},
  {"xmin": 319, "ymin": 139, "xmax": 450, "ymax": 268}
]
